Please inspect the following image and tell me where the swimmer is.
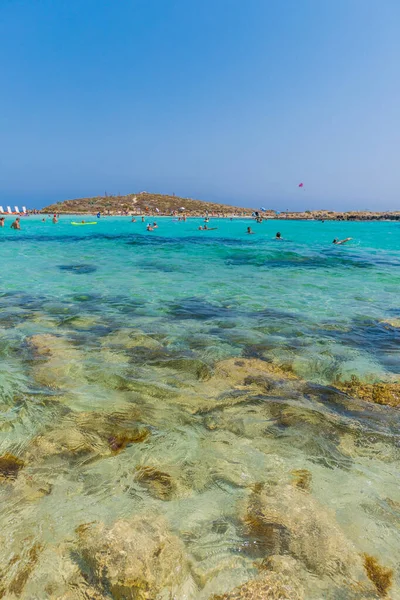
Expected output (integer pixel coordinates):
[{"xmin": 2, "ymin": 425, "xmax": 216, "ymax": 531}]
[
  {"xmin": 147, "ymin": 224, "xmax": 153, "ymax": 231},
  {"xmin": 153, "ymin": 222, "xmax": 158, "ymax": 229},
  {"xmin": 0, "ymin": 217, "xmax": 5, "ymax": 227},
  {"xmin": 275, "ymin": 232, "xmax": 282, "ymax": 239},
  {"xmin": 42, "ymin": 218, "xmax": 46, "ymax": 222},
  {"xmin": 52, "ymin": 214, "xmax": 58, "ymax": 223},
  {"xmin": 11, "ymin": 217, "xmax": 21, "ymax": 230},
  {"xmin": 333, "ymin": 237, "xmax": 352, "ymax": 245},
  {"xmin": 198, "ymin": 226, "xmax": 203, "ymax": 230},
  {"xmin": 81, "ymin": 220, "xmax": 85, "ymax": 224},
  {"xmin": 131, "ymin": 217, "xmax": 136, "ymax": 222},
  {"xmin": 141, "ymin": 216, "xmax": 145, "ymax": 222},
  {"xmin": 247, "ymin": 227, "xmax": 254, "ymax": 234}
]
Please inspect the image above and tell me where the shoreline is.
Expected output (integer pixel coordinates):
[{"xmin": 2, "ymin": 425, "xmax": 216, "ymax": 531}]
[{"xmin": 31, "ymin": 211, "xmax": 400, "ymax": 222}]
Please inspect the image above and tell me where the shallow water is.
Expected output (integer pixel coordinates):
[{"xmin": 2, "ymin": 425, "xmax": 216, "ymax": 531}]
[{"xmin": 0, "ymin": 216, "xmax": 399, "ymax": 598}]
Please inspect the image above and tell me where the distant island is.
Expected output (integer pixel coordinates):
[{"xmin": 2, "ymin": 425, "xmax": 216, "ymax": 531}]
[
  {"xmin": 41, "ymin": 192, "xmax": 254, "ymax": 216},
  {"xmin": 41, "ymin": 192, "xmax": 400, "ymax": 220}
]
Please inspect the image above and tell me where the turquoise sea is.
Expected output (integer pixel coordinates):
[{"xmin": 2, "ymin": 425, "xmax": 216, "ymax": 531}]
[{"xmin": 0, "ymin": 215, "xmax": 399, "ymax": 598}]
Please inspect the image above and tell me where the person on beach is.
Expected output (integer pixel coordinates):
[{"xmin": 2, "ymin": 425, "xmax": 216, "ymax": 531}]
[
  {"xmin": 11, "ymin": 217, "xmax": 21, "ymax": 230},
  {"xmin": 247, "ymin": 227, "xmax": 254, "ymax": 234},
  {"xmin": 333, "ymin": 237, "xmax": 352, "ymax": 245},
  {"xmin": 0, "ymin": 217, "xmax": 5, "ymax": 227},
  {"xmin": 276, "ymin": 232, "xmax": 282, "ymax": 239}
]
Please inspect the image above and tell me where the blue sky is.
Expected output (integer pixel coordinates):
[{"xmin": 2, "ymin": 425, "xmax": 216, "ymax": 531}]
[{"xmin": 1, "ymin": 0, "xmax": 399, "ymax": 210}]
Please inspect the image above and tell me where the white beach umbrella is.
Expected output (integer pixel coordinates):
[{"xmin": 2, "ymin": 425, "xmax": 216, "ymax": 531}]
[
  {"xmin": 7, "ymin": 206, "xmax": 12, "ymax": 214},
  {"xmin": 0, "ymin": 206, "xmax": 4, "ymax": 213},
  {"xmin": 15, "ymin": 206, "xmax": 20, "ymax": 213},
  {"xmin": 22, "ymin": 206, "xmax": 27, "ymax": 213}
]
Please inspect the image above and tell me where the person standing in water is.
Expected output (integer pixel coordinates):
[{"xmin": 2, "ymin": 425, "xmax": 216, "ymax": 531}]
[
  {"xmin": 247, "ymin": 227, "xmax": 254, "ymax": 234},
  {"xmin": 276, "ymin": 232, "xmax": 282, "ymax": 239},
  {"xmin": 52, "ymin": 214, "xmax": 58, "ymax": 223},
  {"xmin": 0, "ymin": 217, "xmax": 5, "ymax": 227},
  {"xmin": 11, "ymin": 217, "xmax": 21, "ymax": 230}
]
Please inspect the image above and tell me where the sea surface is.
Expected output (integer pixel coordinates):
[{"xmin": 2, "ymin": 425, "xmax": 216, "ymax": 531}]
[{"xmin": 0, "ymin": 215, "xmax": 399, "ymax": 598}]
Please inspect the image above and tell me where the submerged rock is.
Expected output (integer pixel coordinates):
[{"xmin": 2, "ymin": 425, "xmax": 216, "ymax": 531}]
[
  {"xmin": 240, "ymin": 482, "xmax": 365, "ymax": 583},
  {"xmin": 102, "ymin": 328, "xmax": 163, "ymax": 351},
  {"xmin": 26, "ymin": 410, "xmax": 149, "ymax": 463},
  {"xmin": 210, "ymin": 570, "xmax": 304, "ymax": 600},
  {"xmin": 212, "ymin": 358, "xmax": 299, "ymax": 389},
  {"xmin": 3, "ymin": 544, "xmax": 105, "ymax": 600},
  {"xmin": 336, "ymin": 376, "xmax": 400, "ymax": 408},
  {"xmin": 76, "ymin": 515, "xmax": 195, "ymax": 599},
  {"xmin": 27, "ymin": 333, "xmax": 85, "ymax": 390}
]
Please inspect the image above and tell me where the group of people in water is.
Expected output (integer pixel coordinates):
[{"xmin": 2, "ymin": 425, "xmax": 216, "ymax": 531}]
[
  {"xmin": 0, "ymin": 214, "xmax": 354, "ymax": 245},
  {"xmin": 247, "ymin": 226, "xmax": 283, "ymax": 239},
  {"xmin": 0, "ymin": 216, "xmax": 21, "ymax": 229}
]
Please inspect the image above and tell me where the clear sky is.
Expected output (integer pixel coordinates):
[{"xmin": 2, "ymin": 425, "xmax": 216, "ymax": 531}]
[{"xmin": 1, "ymin": 0, "xmax": 399, "ymax": 211}]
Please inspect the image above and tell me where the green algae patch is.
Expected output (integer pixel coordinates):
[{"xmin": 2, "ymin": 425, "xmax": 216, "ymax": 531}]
[
  {"xmin": 291, "ymin": 469, "xmax": 312, "ymax": 492},
  {"xmin": 26, "ymin": 410, "xmax": 150, "ymax": 463},
  {"xmin": 337, "ymin": 376, "xmax": 400, "ymax": 407},
  {"xmin": 363, "ymin": 554, "xmax": 393, "ymax": 597},
  {"xmin": 0, "ymin": 453, "xmax": 25, "ymax": 481},
  {"xmin": 108, "ymin": 428, "xmax": 149, "ymax": 454},
  {"xmin": 8, "ymin": 543, "xmax": 43, "ymax": 596},
  {"xmin": 135, "ymin": 466, "xmax": 176, "ymax": 500}
]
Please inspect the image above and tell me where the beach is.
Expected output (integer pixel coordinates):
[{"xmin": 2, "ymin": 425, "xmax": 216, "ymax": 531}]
[{"xmin": 0, "ymin": 215, "xmax": 399, "ymax": 598}]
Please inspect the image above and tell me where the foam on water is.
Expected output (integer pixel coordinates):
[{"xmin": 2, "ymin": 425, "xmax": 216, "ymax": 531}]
[{"xmin": 0, "ymin": 215, "xmax": 399, "ymax": 598}]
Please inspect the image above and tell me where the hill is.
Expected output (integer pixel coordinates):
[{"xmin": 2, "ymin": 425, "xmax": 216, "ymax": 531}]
[{"xmin": 41, "ymin": 192, "xmax": 256, "ymax": 216}]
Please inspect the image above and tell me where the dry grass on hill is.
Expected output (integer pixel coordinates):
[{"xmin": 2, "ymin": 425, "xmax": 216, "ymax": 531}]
[{"xmin": 42, "ymin": 192, "xmax": 255, "ymax": 215}]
